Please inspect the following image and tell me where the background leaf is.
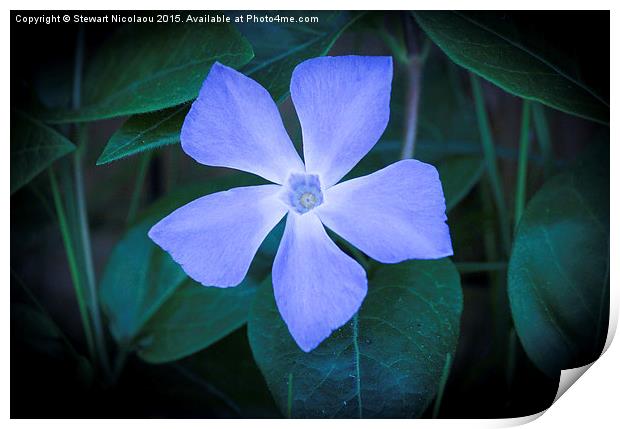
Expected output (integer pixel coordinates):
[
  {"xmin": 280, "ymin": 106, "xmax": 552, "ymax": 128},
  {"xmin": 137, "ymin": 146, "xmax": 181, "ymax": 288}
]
[
  {"xmin": 414, "ymin": 11, "xmax": 609, "ymax": 124},
  {"xmin": 137, "ymin": 278, "xmax": 258, "ymax": 363},
  {"xmin": 248, "ymin": 259, "xmax": 463, "ymax": 418},
  {"xmin": 96, "ymin": 105, "xmax": 187, "ymax": 165},
  {"xmin": 10, "ymin": 111, "xmax": 75, "ymax": 194},
  {"xmin": 95, "ymin": 12, "xmax": 360, "ymax": 165},
  {"xmin": 45, "ymin": 21, "xmax": 253, "ymax": 123},
  {"xmin": 508, "ymin": 159, "xmax": 609, "ymax": 377},
  {"xmin": 100, "ymin": 174, "xmax": 269, "ymax": 362},
  {"xmin": 99, "ymin": 221, "xmax": 186, "ymax": 345}
]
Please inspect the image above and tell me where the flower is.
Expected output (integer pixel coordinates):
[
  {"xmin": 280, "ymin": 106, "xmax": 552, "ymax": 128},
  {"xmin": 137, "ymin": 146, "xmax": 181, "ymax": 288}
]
[{"xmin": 148, "ymin": 56, "xmax": 453, "ymax": 352}]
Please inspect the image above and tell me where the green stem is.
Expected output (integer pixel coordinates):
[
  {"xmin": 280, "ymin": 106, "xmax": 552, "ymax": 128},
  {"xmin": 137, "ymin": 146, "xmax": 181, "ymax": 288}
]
[
  {"xmin": 399, "ymin": 13, "xmax": 429, "ymax": 160},
  {"xmin": 532, "ymin": 103, "xmax": 552, "ymax": 178},
  {"xmin": 71, "ymin": 24, "xmax": 111, "ymax": 377},
  {"xmin": 110, "ymin": 346, "xmax": 129, "ymax": 385},
  {"xmin": 379, "ymin": 27, "xmax": 408, "ymax": 65},
  {"xmin": 49, "ymin": 168, "xmax": 96, "ymax": 360},
  {"xmin": 400, "ymin": 56, "xmax": 422, "ymax": 160},
  {"xmin": 470, "ymin": 74, "xmax": 511, "ymax": 256},
  {"xmin": 432, "ymin": 353, "xmax": 452, "ymax": 418},
  {"xmin": 514, "ymin": 100, "xmax": 532, "ymax": 230},
  {"xmin": 126, "ymin": 151, "xmax": 152, "ymax": 225},
  {"xmin": 352, "ymin": 314, "xmax": 363, "ymax": 419},
  {"xmin": 75, "ymin": 135, "xmax": 110, "ymax": 379}
]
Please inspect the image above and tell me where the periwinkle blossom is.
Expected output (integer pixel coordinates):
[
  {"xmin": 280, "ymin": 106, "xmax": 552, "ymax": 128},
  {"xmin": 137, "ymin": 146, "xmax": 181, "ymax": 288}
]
[{"xmin": 149, "ymin": 56, "xmax": 453, "ymax": 352}]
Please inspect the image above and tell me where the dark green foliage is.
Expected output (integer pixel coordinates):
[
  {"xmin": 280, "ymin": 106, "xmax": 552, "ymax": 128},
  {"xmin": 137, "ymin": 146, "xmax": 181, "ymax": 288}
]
[
  {"xmin": 10, "ymin": 111, "xmax": 75, "ymax": 193},
  {"xmin": 508, "ymin": 160, "xmax": 609, "ymax": 377},
  {"xmin": 248, "ymin": 260, "xmax": 463, "ymax": 418},
  {"xmin": 45, "ymin": 21, "xmax": 254, "ymax": 123},
  {"xmin": 415, "ymin": 11, "xmax": 609, "ymax": 124}
]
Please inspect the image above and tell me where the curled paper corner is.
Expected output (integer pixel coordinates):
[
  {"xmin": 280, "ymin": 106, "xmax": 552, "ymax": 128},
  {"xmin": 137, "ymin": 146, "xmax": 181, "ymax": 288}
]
[
  {"xmin": 553, "ymin": 363, "xmax": 595, "ymax": 403},
  {"xmin": 496, "ymin": 293, "xmax": 618, "ymax": 428},
  {"xmin": 552, "ymin": 291, "xmax": 618, "ymax": 404}
]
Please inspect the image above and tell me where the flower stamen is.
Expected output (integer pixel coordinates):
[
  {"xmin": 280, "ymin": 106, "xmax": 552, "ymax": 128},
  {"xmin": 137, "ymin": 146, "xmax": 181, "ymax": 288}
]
[{"xmin": 283, "ymin": 173, "xmax": 324, "ymax": 214}]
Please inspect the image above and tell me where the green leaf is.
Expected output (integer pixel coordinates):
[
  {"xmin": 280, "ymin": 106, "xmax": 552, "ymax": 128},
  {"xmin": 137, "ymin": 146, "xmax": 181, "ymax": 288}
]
[
  {"xmin": 100, "ymin": 174, "xmax": 268, "ymax": 362},
  {"xmin": 508, "ymin": 163, "xmax": 609, "ymax": 377},
  {"xmin": 96, "ymin": 105, "xmax": 187, "ymax": 165},
  {"xmin": 138, "ymin": 278, "xmax": 258, "ymax": 363},
  {"xmin": 10, "ymin": 111, "xmax": 75, "ymax": 194},
  {"xmin": 437, "ymin": 156, "xmax": 485, "ymax": 211},
  {"xmin": 99, "ymin": 221, "xmax": 187, "ymax": 345},
  {"xmin": 248, "ymin": 259, "xmax": 463, "ymax": 418},
  {"xmin": 414, "ymin": 11, "xmax": 609, "ymax": 124},
  {"xmin": 236, "ymin": 11, "xmax": 362, "ymax": 103},
  {"xmin": 95, "ymin": 12, "xmax": 359, "ymax": 165},
  {"xmin": 45, "ymin": 21, "xmax": 253, "ymax": 123}
]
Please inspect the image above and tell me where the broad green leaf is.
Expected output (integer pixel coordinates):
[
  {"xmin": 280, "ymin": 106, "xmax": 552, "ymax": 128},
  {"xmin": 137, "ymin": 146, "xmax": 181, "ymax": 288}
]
[
  {"xmin": 96, "ymin": 105, "xmax": 187, "ymax": 165},
  {"xmin": 508, "ymin": 163, "xmax": 609, "ymax": 377},
  {"xmin": 414, "ymin": 11, "xmax": 609, "ymax": 124},
  {"xmin": 95, "ymin": 11, "xmax": 359, "ymax": 165},
  {"xmin": 101, "ymin": 174, "xmax": 269, "ymax": 362},
  {"xmin": 100, "ymin": 221, "xmax": 187, "ymax": 345},
  {"xmin": 45, "ymin": 21, "xmax": 253, "ymax": 123},
  {"xmin": 248, "ymin": 259, "xmax": 463, "ymax": 418},
  {"xmin": 138, "ymin": 279, "xmax": 257, "ymax": 363},
  {"xmin": 10, "ymin": 111, "xmax": 75, "ymax": 194}
]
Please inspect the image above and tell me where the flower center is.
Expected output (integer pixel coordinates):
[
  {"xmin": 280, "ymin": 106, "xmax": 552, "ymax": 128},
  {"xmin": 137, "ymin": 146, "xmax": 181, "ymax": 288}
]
[
  {"xmin": 284, "ymin": 173, "xmax": 324, "ymax": 214},
  {"xmin": 299, "ymin": 192, "xmax": 318, "ymax": 209}
]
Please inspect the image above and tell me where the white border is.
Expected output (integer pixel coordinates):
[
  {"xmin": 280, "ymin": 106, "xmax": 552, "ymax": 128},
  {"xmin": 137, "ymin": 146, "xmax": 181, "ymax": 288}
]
[{"xmin": 4, "ymin": 1, "xmax": 618, "ymax": 427}]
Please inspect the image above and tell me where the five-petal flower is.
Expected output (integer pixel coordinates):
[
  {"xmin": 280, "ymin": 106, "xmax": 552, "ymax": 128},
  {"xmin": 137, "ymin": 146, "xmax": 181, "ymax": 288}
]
[{"xmin": 149, "ymin": 55, "xmax": 453, "ymax": 352}]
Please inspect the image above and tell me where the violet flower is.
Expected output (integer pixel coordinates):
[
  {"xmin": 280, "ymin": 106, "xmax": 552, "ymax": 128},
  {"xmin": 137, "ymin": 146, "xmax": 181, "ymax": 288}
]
[{"xmin": 149, "ymin": 56, "xmax": 453, "ymax": 352}]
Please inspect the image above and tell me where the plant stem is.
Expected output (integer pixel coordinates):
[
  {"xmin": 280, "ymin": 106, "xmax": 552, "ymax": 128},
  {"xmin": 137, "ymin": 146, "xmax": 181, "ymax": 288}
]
[
  {"xmin": 110, "ymin": 346, "xmax": 129, "ymax": 385},
  {"xmin": 49, "ymin": 168, "xmax": 96, "ymax": 360},
  {"xmin": 74, "ymin": 134, "xmax": 111, "ymax": 377},
  {"xmin": 126, "ymin": 151, "xmax": 152, "ymax": 225},
  {"xmin": 399, "ymin": 12, "xmax": 428, "ymax": 160},
  {"xmin": 514, "ymin": 100, "xmax": 532, "ymax": 230},
  {"xmin": 400, "ymin": 57, "xmax": 422, "ymax": 160},
  {"xmin": 72, "ymin": 23, "xmax": 111, "ymax": 376},
  {"xmin": 532, "ymin": 102, "xmax": 553, "ymax": 178},
  {"xmin": 470, "ymin": 74, "xmax": 511, "ymax": 256},
  {"xmin": 432, "ymin": 353, "xmax": 452, "ymax": 418}
]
